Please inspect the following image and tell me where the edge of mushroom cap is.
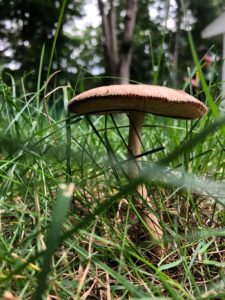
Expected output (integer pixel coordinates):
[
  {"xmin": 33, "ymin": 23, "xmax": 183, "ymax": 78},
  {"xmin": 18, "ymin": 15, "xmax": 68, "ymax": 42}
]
[{"xmin": 68, "ymin": 84, "xmax": 208, "ymax": 119}]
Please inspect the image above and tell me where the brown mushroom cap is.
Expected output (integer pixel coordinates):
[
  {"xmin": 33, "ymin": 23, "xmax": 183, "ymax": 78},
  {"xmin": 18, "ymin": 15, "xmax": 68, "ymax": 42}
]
[{"xmin": 68, "ymin": 84, "xmax": 207, "ymax": 119}]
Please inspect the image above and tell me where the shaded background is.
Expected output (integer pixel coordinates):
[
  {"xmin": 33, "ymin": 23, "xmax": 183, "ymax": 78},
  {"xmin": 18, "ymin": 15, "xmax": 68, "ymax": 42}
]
[{"xmin": 0, "ymin": 0, "xmax": 224, "ymax": 91}]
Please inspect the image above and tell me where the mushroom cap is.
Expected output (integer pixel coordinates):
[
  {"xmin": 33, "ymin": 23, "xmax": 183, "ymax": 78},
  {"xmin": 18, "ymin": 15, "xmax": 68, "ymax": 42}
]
[{"xmin": 68, "ymin": 84, "xmax": 207, "ymax": 119}]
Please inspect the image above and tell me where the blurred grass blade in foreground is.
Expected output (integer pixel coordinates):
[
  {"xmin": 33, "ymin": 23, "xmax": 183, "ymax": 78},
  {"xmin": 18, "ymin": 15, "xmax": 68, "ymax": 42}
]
[{"xmin": 34, "ymin": 183, "xmax": 74, "ymax": 300}]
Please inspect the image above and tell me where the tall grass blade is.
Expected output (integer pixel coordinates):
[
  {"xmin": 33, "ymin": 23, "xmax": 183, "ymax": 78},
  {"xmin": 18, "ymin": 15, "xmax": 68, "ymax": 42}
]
[
  {"xmin": 34, "ymin": 183, "xmax": 74, "ymax": 300},
  {"xmin": 187, "ymin": 31, "xmax": 219, "ymax": 118},
  {"xmin": 36, "ymin": 44, "xmax": 45, "ymax": 108},
  {"xmin": 46, "ymin": 0, "xmax": 67, "ymax": 79}
]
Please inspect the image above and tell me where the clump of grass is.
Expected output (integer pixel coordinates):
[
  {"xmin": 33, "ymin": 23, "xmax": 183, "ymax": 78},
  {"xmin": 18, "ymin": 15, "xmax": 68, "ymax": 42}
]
[{"xmin": 1, "ymin": 61, "xmax": 225, "ymax": 300}]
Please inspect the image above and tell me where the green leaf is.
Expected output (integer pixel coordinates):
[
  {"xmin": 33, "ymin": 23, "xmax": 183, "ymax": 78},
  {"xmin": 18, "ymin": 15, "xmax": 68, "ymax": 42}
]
[{"xmin": 159, "ymin": 259, "xmax": 183, "ymax": 271}]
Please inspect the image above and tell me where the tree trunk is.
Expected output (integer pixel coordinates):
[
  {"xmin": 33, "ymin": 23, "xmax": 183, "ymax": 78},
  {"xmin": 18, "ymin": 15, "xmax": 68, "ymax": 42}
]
[
  {"xmin": 172, "ymin": 0, "xmax": 182, "ymax": 87},
  {"xmin": 98, "ymin": 0, "xmax": 119, "ymax": 83},
  {"xmin": 119, "ymin": 0, "xmax": 138, "ymax": 84},
  {"xmin": 98, "ymin": 0, "xmax": 138, "ymax": 84}
]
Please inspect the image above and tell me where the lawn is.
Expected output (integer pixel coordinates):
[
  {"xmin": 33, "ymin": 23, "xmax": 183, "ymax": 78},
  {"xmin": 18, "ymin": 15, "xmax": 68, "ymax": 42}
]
[{"xmin": 1, "ymin": 64, "xmax": 225, "ymax": 300}]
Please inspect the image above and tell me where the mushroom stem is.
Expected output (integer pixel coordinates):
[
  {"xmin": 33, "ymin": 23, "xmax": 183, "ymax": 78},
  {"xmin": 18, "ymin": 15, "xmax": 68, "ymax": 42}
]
[
  {"xmin": 127, "ymin": 111, "xmax": 163, "ymax": 254},
  {"xmin": 128, "ymin": 111, "xmax": 145, "ymax": 180}
]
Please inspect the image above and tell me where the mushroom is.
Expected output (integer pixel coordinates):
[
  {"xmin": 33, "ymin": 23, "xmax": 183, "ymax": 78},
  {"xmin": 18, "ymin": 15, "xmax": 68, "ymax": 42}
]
[{"xmin": 68, "ymin": 84, "xmax": 207, "ymax": 255}]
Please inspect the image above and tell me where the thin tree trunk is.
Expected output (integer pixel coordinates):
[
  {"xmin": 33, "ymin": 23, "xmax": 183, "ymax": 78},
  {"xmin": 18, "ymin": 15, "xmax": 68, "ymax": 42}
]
[
  {"xmin": 173, "ymin": 0, "xmax": 182, "ymax": 87},
  {"xmin": 98, "ymin": 0, "xmax": 138, "ymax": 84},
  {"xmin": 98, "ymin": 0, "xmax": 119, "ymax": 83},
  {"xmin": 119, "ymin": 0, "xmax": 138, "ymax": 84}
]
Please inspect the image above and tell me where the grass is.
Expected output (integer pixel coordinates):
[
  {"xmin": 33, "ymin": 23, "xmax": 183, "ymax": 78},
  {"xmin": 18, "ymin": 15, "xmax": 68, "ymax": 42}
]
[{"xmin": 1, "ymin": 64, "xmax": 225, "ymax": 300}]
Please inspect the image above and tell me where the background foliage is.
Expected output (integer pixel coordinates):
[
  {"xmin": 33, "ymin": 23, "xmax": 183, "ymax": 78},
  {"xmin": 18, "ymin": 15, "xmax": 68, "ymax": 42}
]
[{"xmin": 0, "ymin": 0, "xmax": 224, "ymax": 89}]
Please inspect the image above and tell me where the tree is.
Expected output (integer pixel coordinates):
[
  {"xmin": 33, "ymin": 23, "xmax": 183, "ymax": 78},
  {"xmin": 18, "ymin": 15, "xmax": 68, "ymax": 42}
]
[
  {"xmin": 172, "ymin": 0, "xmax": 182, "ymax": 86},
  {"xmin": 0, "ymin": 0, "xmax": 83, "ymax": 86},
  {"xmin": 81, "ymin": 0, "xmax": 223, "ymax": 88},
  {"xmin": 98, "ymin": 0, "xmax": 138, "ymax": 84}
]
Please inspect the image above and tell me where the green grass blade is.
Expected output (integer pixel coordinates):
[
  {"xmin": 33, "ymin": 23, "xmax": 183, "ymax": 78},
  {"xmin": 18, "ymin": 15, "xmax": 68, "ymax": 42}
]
[
  {"xmin": 33, "ymin": 183, "xmax": 74, "ymax": 300},
  {"xmin": 187, "ymin": 31, "xmax": 219, "ymax": 118},
  {"xmin": 46, "ymin": 0, "xmax": 67, "ymax": 80},
  {"xmin": 36, "ymin": 43, "xmax": 45, "ymax": 107}
]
